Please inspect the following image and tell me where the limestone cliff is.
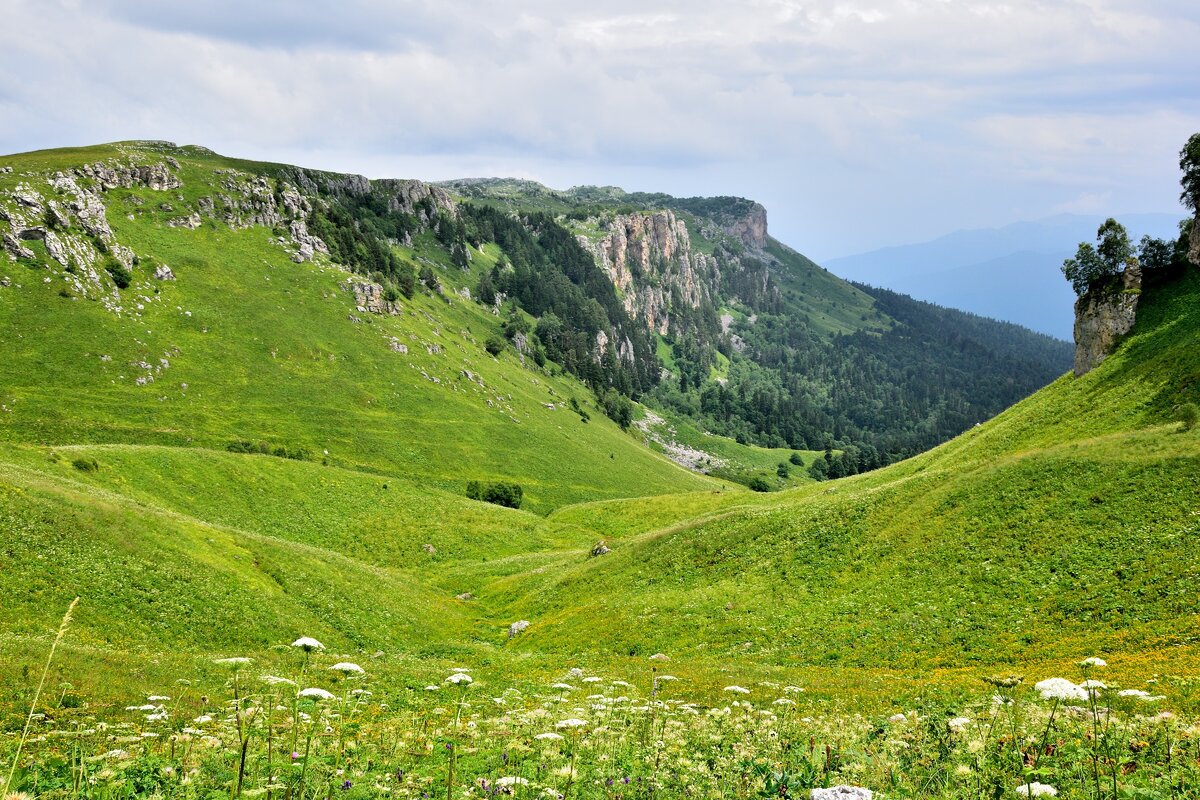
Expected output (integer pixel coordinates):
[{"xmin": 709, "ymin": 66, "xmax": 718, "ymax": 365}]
[
  {"xmin": 1073, "ymin": 262, "xmax": 1141, "ymax": 376},
  {"xmin": 1189, "ymin": 211, "xmax": 1200, "ymax": 266},
  {"xmin": 579, "ymin": 210, "xmax": 719, "ymax": 335},
  {"xmin": 723, "ymin": 202, "xmax": 768, "ymax": 249},
  {"xmin": 284, "ymin": 167, "xmax": 457, "ymax": 222}
]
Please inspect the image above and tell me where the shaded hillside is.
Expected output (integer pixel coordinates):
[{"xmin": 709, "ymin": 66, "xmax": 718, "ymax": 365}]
[{"xmin": 445, "ymin": 178, "xmax": 1073, "ymax": 466}]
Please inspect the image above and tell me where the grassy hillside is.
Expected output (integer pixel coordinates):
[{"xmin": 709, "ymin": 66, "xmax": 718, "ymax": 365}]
[
  {"xmin": 444, "ymin": 175, "xmax": 1073, "ymax": 467},
  {"xmin": 1, "ymin": 141, "xmax": 1196, "ymax": 711},
  {"xmin": 471, "ymin": 269, "xmax": 1200, "ymax": 669},
  {"xmin": 0, "ymin": 142, "xmax": 717, "ymax": 512}
]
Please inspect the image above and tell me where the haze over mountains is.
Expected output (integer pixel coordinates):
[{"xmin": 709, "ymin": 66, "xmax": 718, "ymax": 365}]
[{"xmin": 826, "ymin": 213, "xmax": 1185, "ymax": 339}]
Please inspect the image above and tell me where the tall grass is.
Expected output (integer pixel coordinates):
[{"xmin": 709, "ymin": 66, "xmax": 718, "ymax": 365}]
[{"xmin": 3, "ymin": 597, "xmax": 78, "ymax": 795}]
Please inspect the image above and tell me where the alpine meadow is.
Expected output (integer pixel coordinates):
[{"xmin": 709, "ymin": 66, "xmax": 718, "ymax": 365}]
[{"xmin": 3, "ymin": 6, "xmax": 1200, "ymax": 799}]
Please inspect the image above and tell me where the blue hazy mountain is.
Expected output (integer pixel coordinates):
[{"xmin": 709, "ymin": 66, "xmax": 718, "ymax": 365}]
[{"xmin": 823, "ymin": 213, "xmax": 1185, "ymax": 340}]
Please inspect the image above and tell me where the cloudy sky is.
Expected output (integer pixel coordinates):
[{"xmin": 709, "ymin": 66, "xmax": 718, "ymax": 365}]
[{"xmin": 1, "ymin": 0, "xmax": 1197, "ymax": 259}]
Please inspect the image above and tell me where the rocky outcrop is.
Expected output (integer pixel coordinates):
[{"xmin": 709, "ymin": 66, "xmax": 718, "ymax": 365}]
[
  {"xmin": 1073, "ymin": 262, "xmax": 1141, "ymax": 376},
  {"xmin": 348, "ymin": 280, "xmax": 400, "ymax": 315},
  {"xmin": 724, "ymin": 202, "xmax": 768, "ymax": 249},
  {"xmin": 1190, "ymin": 213, "xmax": 1200, "ymax": 266},
  {"xmin": 283, "ymin": 168, "xmax": 457, "ymax": 221},
  {"xmin": 214, "ymin": 171, "xmax": 285, "ymax": 229},
  {"xmin": 2, "ymin": 232, "xmax": 33, "ymax": 260},
  {"xmin": 582, "ymin": 210, "xmax": 718, "ymax": 336},
  {"xmin": 374, "ymin": 179, "xmax": 458, "ymax": 221},
  {"xmin": 73, "ymin": 161, "xmax": 181, "ymax": 192},
  {"xmin": 288, "ymin": 218, "xmax": 328, "ymax": 262},
  {"xmin": 167, "ymin": 213, "xmax": 202, "ymax": 229}
]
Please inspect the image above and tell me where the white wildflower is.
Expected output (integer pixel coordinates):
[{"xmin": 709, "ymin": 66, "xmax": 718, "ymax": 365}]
[
  {"xmin": 535, "ymin": 732, "xmax": 564, "ymax": 740},
  {"xmin": 811, "ymin": 786, "xmax": 873, "ymax": 799},
  {"xmin": 567, "ymin": 668, "xmax": 584, "ymax": 678},
  {"xmin": 446, "ymin": 673, "xmax": 473, "ymax": 685},
  {"xmin": 648, "ymin": 653, "xmax": 670, "ymax": 661},
  {"xmin": 291, "ymin": 637, "xmax": 325, "ymax": 652},
  {"xmin": 551, "ymin": 683, "xmax": 575, "ymax": 691},
  {"xmin": 214, "ymin": 657, "xmax": 252, "ymax": 666},
  {"xmin": 329, "ymin": 662, "xmax": 365, "ymax": 674},
  {"xmin": 146, "ymin": 695, "xmax": 172, "ymax": 701},
  {"xmin": 724, "ymin": 685, "xmax": 751, "ymax": 694},
  {"xmin": 1034, "ymin": 678, "xmax": 1088, "ymax": 701},
  {"xmin": 657, "ymin": 675, "xmax": 678, "ymax": 682},
  {"xmin": 298, "ymin": 687, "xmax": 335, "ymax": 701},
  {"xmin": 582, "ymin": 676, "xmax": 603, "ymax": 683},
  {"xmin": 496, "ymin": 777, "xmax": 529, "ymax": 787},
  {"xmin": 774, "ymin": 698, "xmax": 797, "ymax": 707},
  {"xmin": 424, "ymin": 685, "xmax": 439, "ymax": 691},
  {"xmin": 1118, "ymin": 689, "xmax": 1165, "ymax": 701},
  {"xmin": 261, "ymin": 675, "xmax": 296, "ymax": 687},
  {"xmin": 888, "ymin": 713, "xmax": 907, "ymax": 723},
  {"xmin": 555, "ymin": 718, "xmax": 587, "ymax": 729},
  {"xmin": 1079, "ymin": 657, "xmax": 1107, "ymax": 668},
  {"xmin": 1015, "ymin": 782, "xmax": 1058, "ymax": 797},
  {"xmin": 948, "ymin": 717, "xmax": 971, "ymax": 732},
  {"xmin": 783, "ymin": 685, "xmax": 805, "ymax": 694}
]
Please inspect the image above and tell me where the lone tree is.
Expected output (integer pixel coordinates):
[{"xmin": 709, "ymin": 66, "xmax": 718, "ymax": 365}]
[
  {"xmin": 1061, "ymin": 218, "xmax": 1133, "ymax": 295},
  {"xmin": 1181, "ymin": 132, "xmax": 1200, "ymax": 212}
]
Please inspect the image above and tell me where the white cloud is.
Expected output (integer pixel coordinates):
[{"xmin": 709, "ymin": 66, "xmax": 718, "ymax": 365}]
[{"xmin": 1, "ymin": 0, "xmax": 1196, "ymax": 257}]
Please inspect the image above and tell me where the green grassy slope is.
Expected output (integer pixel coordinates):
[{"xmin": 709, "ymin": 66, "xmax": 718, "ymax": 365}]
[
  {"xmin": 1, "ymin": 141, "xmax": 1196, "ymax": 715},
  {"xmin": 0, "ymin": 142, "xmax": 717, "ymax": 513},
  {"xmin": 476, "ymin": 270, "xmax": 1200, "ymax": 669}
]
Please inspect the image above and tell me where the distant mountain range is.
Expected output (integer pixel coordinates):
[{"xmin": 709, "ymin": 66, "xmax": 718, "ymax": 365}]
[{"xmin": 824, "ymin": 213, "xmax": 1186, "ymax": 340}]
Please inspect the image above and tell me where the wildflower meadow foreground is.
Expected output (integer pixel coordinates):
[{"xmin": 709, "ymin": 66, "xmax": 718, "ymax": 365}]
[{"xmin": 3, "ymin": 617, "xmax": 1199, "ymax": 800}]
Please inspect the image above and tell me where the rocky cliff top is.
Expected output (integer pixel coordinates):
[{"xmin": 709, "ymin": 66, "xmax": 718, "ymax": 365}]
[{"xmin": 1072, "ymin": 262, "xmax": 1141, "ymax": 376}]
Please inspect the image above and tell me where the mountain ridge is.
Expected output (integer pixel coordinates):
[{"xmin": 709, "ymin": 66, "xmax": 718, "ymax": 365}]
[{"xmin": 1, "ymin": 141, "xmax": 1070, "ymax": 491}]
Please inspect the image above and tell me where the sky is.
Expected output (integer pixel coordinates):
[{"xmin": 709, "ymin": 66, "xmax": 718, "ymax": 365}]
[{"xmin": 1, "ymin": 0, "xmax": 1198, "ymax": 260}]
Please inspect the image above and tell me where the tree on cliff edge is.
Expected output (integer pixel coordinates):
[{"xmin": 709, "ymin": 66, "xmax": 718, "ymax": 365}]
[
  {"xmin": 1062, "ymin": 218, "xmax": 1133, "ymax": 296},
  {"xmin": 1181, "ymin": 132, "xmax": 1200, "ymax": 212}
]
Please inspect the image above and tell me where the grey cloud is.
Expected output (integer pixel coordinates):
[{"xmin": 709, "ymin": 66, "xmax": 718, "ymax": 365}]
[{"xmin": 1, "ymin": 0, "xmax": 1197, "ymax": 257}]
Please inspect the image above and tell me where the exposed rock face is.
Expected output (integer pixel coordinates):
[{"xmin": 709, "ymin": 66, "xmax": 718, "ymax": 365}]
[
  {"xmin": 348, "ymin": 280, "xmax": 400, "ymax": 315},
  {"xmin": 288, "ymin": 218, "xmax": 328, "ymax": 262},
  {"xmin": 1190, "ymin": 212, "xmax": 1200, "ymax": 266},
  {"xmin": 167, "ymin": 213, "xmax": 202, "ymax": 229},
  {"xmin": 1073, "ymin": 262, "xmax": 1141, "ymax": 376},
  {"xmin": 2, "ymin": 232, "xmax": 33, "ymax": 260},
  {"xmin": 74, "ymin": 161, "xmax": 181, "ymax": 192},
  {"xmin": 283, "ymin": 168, "xmax": 457, "ymax": 221},
  {"xmin": 724, "ymin": 202, "xmax": 768, "ymax": 249},
  {"xmin": 154, "ymin": 264, "xmax": 175, "ymax": 281},
  {"xmin": 583, "ymin": 210, "xmax": 718, "ymax": 336},
  {"xmin": 374, "ymin": 178, "xmax": 458, "ymax": 220}
]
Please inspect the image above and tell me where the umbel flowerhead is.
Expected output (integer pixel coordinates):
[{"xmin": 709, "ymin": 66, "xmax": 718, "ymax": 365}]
[{"xmin": 291, "ymin": 637, "xmax": 325, "ymax": 652}]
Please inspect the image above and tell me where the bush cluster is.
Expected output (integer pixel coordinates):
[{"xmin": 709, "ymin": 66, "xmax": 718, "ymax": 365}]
[
  {"xmin": 466, "ymin": 480, "xmax": 523, "ymax": 509},
  {"xmin": 226, "ymin": 440, "xmax": 312, "ymax": 461},
  {"xmin": 103, "ymin": 258, "xmax": 132, "ymax": 289}
]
